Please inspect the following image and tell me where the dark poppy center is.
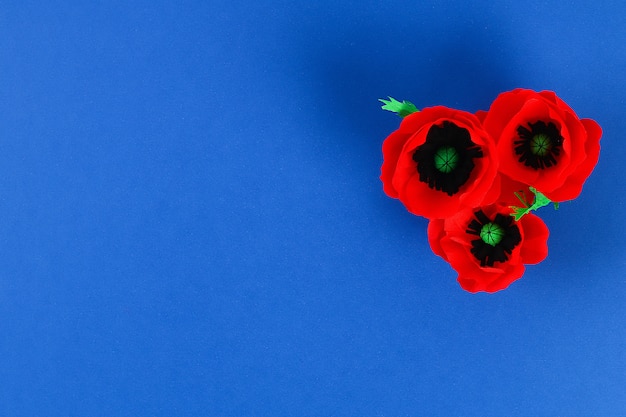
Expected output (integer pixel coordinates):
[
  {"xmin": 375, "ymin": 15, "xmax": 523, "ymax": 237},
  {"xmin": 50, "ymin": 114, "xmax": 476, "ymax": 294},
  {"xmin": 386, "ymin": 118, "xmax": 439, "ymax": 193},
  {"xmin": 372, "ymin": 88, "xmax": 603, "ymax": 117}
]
[
  {"xmin": 466, "ymin": 210, "xmax": 521, "ymax": 267},
  {"xmin": 412, "ymin": 121, "xmax": 483, "ymax": 196},
  {"xmin": 514, "ymin": 121, "xmax": 563, "ymax": 169},
  {"xmin": 530, "ymin": 134, "xmax": 552, "ymax": 156}
]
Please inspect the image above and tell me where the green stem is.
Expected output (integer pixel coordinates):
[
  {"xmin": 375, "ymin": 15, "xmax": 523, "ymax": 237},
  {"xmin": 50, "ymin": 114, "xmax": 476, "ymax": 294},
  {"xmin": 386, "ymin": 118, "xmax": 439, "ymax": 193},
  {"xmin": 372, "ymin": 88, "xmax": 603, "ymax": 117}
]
[{"xmin": 510, "ymin": 187, "xmax": 558, "ymax": 221}]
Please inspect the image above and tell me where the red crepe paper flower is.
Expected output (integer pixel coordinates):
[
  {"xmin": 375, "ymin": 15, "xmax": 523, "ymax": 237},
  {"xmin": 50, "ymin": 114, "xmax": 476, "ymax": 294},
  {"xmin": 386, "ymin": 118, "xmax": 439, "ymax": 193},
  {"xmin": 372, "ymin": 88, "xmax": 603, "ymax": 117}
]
[
  {"xmin": 482, "ymin": 88, "xmax": 602, "ymax": 202},
  {"xmin": 427, "ymin": 204, "xmax": 549, "ymax": 293},
  {"xmin": 380, "ymin": 106, "xmax": 500, "ymax": 219},
  {"xmin": 379, "ymin": 89, "xmax": 600, "ymax": 293}
]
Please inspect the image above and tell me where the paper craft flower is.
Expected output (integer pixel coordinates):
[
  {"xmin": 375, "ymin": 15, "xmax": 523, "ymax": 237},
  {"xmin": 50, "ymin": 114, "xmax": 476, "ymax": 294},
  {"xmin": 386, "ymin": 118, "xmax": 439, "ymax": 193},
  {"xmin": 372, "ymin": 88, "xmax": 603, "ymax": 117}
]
[
  {"xmin": 427, "ymin": 204, "xmax": 549, "ymax": 293},
  {"xmin": 482, "ymin": 88, "xmax": 602, "ymax": 202},
  {"xmin": 380, "ymin": 106, "xmax": 500, "ymax": 219},
  {"xmin": 379, "ymin": 90, "xmax": 600, "ymax": 293}
]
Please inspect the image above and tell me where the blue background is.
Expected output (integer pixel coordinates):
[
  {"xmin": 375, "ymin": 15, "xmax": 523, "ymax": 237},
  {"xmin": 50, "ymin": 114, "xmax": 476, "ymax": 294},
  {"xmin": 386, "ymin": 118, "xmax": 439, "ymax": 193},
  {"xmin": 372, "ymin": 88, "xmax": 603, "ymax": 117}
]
[{"xmin": 1, "ymin": 1, "xmax": 625, "ymax": 416}]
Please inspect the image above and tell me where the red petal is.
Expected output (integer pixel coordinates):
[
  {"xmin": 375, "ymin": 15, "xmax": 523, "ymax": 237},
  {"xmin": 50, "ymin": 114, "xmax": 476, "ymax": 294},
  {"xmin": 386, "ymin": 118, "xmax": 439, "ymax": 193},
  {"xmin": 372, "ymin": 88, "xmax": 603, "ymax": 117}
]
[
  {"xmin": 381, "ymin": 132, "xmax": 414, "ymax": 198},
  {"xmin": 543, "ymin": 118, "xmax": 602, "ymax": 201},
  {"xmin": 483, "ymin": 89, "xmax": 532, "ymax": 139},
  {"xmin": 398, "ymin": 174, "xmax": 463, "ymax": 219},
  {"xmin": 482, "ymin": 263, "xmax": 526, "ymax": 293},
  {"xmin": 427, "ymin": 219, "xmax": 447, "ymax": 260},
  {"xmin": 475, "ymin": 110, "xmax": 488, "ymax": 123},
  {"xmin": 519, "ymin": 213, "xmax": 550, "ymax": 264}
]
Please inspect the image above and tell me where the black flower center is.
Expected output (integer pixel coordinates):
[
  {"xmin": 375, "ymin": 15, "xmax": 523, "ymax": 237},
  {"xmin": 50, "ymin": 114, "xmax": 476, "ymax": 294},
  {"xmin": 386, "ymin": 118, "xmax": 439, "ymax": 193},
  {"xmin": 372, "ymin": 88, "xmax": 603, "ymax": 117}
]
[
  {"xmin": 466, "ymin": 210, "xmax": 522, "ymax": 267},
  {"xmin": 412, "ymin": 121, "xmax": 483, "ymax": 196},
  {"xmin": 514, "ymin": 121, "xmax": 563, "ymax": 169}
]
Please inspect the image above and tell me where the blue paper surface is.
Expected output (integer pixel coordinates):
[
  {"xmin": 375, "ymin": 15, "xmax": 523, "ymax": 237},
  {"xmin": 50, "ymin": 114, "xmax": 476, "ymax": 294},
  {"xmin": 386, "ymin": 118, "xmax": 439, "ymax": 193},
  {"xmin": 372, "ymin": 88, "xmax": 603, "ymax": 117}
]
[{"xmin": 0, "ymin": 1, "xmax": 625, "ymax": 416}]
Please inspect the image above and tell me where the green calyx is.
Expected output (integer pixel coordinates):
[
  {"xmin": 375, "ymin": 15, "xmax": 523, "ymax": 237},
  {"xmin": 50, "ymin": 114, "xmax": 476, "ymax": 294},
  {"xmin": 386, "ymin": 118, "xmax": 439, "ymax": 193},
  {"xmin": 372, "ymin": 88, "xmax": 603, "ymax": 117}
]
[
  {"xmin": 509, "ymin": 187, "xmax": 559, "ymax": 221},
  {"xmin": 379, "ymin": 97, "xmax": 419, "ymax": 117},
  {"xmin": 480, "ymin": 223, "xmax": 505, "ymax": 247},
  {"xmin": 433, "ymin": 146, "xmax": 459, "ymax": 173},
  {"xmin": 530, "ymin": 134, "xmax": 552, "ymax": 156}
]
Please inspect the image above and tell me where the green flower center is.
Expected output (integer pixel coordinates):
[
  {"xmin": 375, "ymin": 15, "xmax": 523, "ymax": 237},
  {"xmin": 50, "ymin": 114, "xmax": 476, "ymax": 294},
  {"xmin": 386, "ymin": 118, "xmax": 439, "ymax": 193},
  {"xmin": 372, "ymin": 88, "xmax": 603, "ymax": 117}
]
[
  {"xmin": 433, "ymin": 146, "xmax": 459, "ymax": 173},
  {"xmin": 479, "ymin": 222, "xmax": 504, "ymax": 247},
  {"xmin": 530, "ymin": 134, "xmax": 552, "ymax": 156}
]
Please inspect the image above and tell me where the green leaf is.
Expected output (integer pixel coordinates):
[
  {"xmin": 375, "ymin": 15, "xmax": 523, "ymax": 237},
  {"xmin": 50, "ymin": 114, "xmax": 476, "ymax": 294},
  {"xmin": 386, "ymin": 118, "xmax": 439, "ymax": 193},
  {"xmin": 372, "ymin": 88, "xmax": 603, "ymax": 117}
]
[
  {"xmin": 379, "ymin": 97, "xmax": 419, "ymax": 117},
  {"xmin": 510, "ymin": 206, "xmax": 530, "ymax": 222},
  {"xmin": 509, "ymin": 187, "xmax": 559, "ymax": 221},
  {"xmin": 529, "ymin": 187, "xmax": 552, "ymax": 208}
]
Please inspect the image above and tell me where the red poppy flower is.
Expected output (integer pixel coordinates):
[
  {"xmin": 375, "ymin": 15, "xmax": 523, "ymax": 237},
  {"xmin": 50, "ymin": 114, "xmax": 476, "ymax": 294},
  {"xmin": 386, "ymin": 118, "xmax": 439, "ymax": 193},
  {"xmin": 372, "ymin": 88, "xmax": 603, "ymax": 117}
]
[
  {"xmin": 427, "ymin": 204, "xmax": 549, "ymax": 293},
  {"xmin": 482, "ymin": 89, "xmax": 602, "ymax": 202},
  {"xmin": 380, "ymin": 106, "xmax": 500, "ymax": 219}
]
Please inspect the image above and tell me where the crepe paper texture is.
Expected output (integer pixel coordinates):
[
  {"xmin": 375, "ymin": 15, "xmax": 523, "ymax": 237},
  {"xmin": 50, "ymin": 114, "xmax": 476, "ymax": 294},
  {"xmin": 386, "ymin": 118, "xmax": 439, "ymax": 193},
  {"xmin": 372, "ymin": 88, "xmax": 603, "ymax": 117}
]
[{"xmin": 379, "ymin": 89, "xmax": 602, "ymax": 293}]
